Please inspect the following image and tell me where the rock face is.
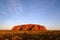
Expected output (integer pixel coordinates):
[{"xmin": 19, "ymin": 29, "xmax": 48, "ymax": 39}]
[{"xmin": 12, "ymin": 24, "xmax": 46, "ymax": 31}]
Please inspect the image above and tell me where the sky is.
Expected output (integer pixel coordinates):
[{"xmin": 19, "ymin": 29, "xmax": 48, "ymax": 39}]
[{"xmin": 0, "ymin": 0, "xmax": 60, "ymax": 30}]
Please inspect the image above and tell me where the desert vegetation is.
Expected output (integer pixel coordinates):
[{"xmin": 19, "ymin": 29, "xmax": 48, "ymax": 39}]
[{"xmin": 0, "ymin": 30, "xmax": 60, "ymax": 40}]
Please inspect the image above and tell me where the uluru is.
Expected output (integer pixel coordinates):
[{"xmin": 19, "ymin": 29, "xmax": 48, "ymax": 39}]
[{"xmin": 12, "ymin": 24, "xmax": 46, "ymax": 31}]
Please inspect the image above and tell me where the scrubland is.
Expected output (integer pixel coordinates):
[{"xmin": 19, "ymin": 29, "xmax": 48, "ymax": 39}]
[{"xmin": 0, "ymin": 30, "xmax": 60, "ymax": 40}]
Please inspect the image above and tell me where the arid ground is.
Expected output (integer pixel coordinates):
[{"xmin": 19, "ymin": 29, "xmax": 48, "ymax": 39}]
[{"xmin": 0, "ymin": 30, "xmax": 60, "ymax": 40}]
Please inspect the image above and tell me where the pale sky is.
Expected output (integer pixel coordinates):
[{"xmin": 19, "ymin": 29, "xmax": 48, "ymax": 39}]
[{"xmin": 0, "ymin": 0, "xmax": 60, "ymax": 30}]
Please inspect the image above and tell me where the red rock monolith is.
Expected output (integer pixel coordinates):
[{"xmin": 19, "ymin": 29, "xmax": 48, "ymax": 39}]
[{"xmin": 12, "ymin": 24, "xmax": 46, "ymax": 31}]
